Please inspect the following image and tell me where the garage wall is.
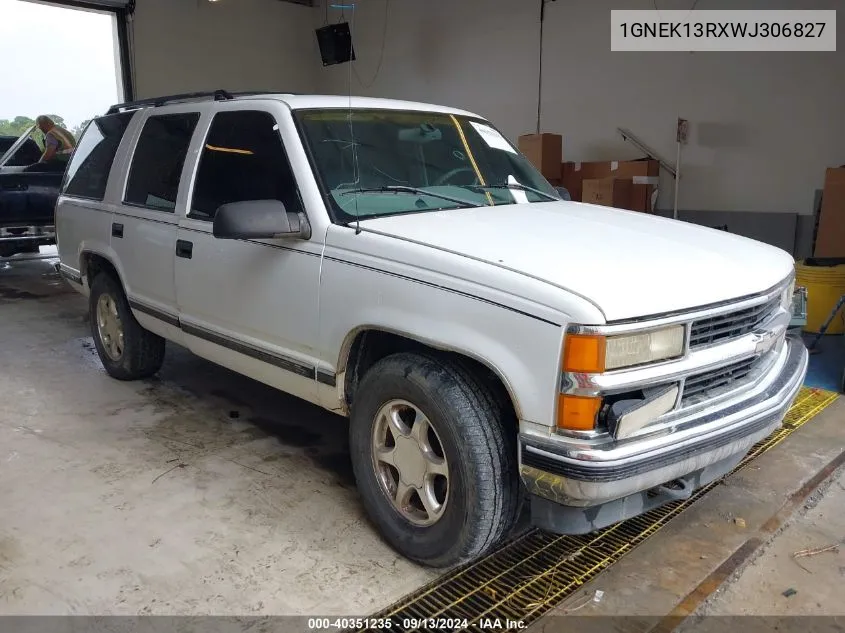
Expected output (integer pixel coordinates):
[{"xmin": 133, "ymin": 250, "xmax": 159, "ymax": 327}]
[
  {"xmin": 131, "ymin": 0, "xmax": 320, "ymax": 98},
  {"xmin": 315, "ymin": 0, "xmax": 844, "ymax": 218}
]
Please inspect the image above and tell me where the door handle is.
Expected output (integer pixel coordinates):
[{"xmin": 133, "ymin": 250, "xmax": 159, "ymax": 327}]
[
  {"xmin": 176, "ymin": 239, "xmax": 193, "ymax": 259},
  {"xmin": 111, "ymin": 222, "xmax": 124, "ymax": 238}
]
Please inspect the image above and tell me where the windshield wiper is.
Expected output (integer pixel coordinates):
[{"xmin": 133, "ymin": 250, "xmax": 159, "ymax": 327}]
[
  {"xmin": 468, "ymin": 183, "xmax": 560, "ymax": 202},
  {"xmin": 340, "ymin": 186, "xmax": 478, "ymax": 209}
]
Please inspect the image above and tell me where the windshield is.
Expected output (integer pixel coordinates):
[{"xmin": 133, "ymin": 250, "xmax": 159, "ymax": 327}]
[{"xmin": 294, "ymin": 109, "xmax": 560, "ymax": 223}]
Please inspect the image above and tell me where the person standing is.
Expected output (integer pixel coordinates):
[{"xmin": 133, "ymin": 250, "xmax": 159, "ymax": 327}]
[{"xmin": 32, "ymin": 115, "xmax": 76, "ymax": 171}]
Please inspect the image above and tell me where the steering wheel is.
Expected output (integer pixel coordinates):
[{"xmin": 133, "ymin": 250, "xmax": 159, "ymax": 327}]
[{"xmin": 432, "ymin": 167, "xmax": 478, "ymax": 187}]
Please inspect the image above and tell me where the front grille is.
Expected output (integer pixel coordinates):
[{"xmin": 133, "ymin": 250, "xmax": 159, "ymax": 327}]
[
  {"xmin": 681, "ymin": 357, "xmax": 757, "ymax": 405},
  {"xmin": 689, "ymin": 296, "xmax": 780, "ymax": 348}
]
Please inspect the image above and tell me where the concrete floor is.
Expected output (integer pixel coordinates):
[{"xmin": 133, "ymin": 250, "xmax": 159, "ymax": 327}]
[
  {"xmin": 534, "ymin": 396, "xmax": 844, "ymax": 633},
  {"xmin": 675, "ymin": 469, "xmax": 845, "ymax": 633},
  {"xmin": 0, "ymin": 251, "xmax": 438, "ymax": 615},
  {"xmin": 692, "ymin": 467, "xmax": 845, "ymax": 618}
]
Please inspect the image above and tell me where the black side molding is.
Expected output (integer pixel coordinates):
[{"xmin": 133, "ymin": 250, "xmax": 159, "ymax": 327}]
[
  {"xmin": 58, "ymin": 266, "xmax": 83, "ymax": 285},
  {"xmin": 128, "ymin": 299, "xmax": 180, "ymax": 328},
  {"xmin": 316, "ymin": 370, "xmax": 337, "ymax": 387},
  {"xmin": 181, "ymin": 322, "xmax": 314, "ymax": 379}
]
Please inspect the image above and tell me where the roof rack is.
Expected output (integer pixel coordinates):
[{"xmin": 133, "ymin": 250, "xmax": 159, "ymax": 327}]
[{"xmin": 105, "ymin": 90, "xmax": 297, "ymax": 115}]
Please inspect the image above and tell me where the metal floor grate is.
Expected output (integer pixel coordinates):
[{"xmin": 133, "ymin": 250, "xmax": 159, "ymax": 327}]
[{"xmin": 356, "ymin": 387, "xmax": 839, "ymax": 633}]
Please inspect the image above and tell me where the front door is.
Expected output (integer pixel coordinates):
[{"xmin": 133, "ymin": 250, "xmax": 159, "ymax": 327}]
[{"xmin": 174, "ymin": 105, "xmax": 322, "ymax": 404}]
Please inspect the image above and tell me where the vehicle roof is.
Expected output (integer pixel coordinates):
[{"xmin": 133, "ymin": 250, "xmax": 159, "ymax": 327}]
[
  {"xmin": 266, "ymin": 94, "xmax": 484, "ymax": 119},
  {"xmin": 108, "ymin": 92, "xmax": 486, "ymax": 120}
]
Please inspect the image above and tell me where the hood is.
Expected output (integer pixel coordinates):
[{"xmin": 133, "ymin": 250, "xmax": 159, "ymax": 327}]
[{"xmin": 359, "ymin": 201, "xmax": 795, "ymax": 322}]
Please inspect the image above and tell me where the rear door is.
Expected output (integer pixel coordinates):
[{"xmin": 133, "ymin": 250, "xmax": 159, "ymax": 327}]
[
  {"xmin": 55, "ymin": 111, "xmax": 135, "ymax": 280},
  {"xmin": 112, "ymin": 107, "xmax": 202, "ymax": 340}
]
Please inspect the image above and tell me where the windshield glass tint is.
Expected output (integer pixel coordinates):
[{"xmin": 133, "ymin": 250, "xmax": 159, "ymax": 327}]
[{"xmin": 295, "ymin": 109, "xmax": 560, "ymax": 223}]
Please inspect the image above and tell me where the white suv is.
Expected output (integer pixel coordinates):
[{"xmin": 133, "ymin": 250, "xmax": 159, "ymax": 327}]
[{"xmin": 56, "ymin": 90, "xmax": 807, "ymax": 567}]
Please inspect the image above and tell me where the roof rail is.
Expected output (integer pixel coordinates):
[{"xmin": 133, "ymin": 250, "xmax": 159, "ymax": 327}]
[
  {"xmin": 105, "ymin": 90, "xmax": 300, "ymax": 115},
  {"xmin": 105, "ymin": 90, "xmax": 234, "ymax": 115}
]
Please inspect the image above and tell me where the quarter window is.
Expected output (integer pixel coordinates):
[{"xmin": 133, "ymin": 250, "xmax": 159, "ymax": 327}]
[
  {"xmin": 190, "ymin": 110, "xmax": 302, "ymax": 220},
  {"xmin": 124, "ymin": 112, "xmax": 200, "ymax": 212},
  {"xmin": 63, "ymin": 112, "xmax": 134, "ymax": 201}
]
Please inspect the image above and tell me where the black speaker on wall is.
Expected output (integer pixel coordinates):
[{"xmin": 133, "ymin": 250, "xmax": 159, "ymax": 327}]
[{"xmin": 316, "ymin": 22, "xmax": 356, "ymax": 66}]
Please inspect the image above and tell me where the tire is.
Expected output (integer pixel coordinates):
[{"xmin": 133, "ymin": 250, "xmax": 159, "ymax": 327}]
[
  {"xmin": 349, "ymin": 352, "xmax": 520, "ymax": 567},
  {"xmin": 89, "ymin": 272, "xmax": 165, "ymax": 380}
]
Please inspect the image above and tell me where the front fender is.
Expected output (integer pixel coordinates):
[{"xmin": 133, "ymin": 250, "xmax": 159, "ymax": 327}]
[{"xmin": 318, "ymin": 259, "xmax": 566, "ymax": 427}]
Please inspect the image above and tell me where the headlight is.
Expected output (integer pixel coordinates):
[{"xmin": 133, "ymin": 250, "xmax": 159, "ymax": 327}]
[
  {"xmin": 605, "ymin": 326, "xmax": 685, "ymax": 370},
  {"xmin": 563, "ymin": 325, "xmax": 685, "ymax": 373},
  {"xmin": 781, "ymin": 284, "xmax": 795, "ymax": 311}
]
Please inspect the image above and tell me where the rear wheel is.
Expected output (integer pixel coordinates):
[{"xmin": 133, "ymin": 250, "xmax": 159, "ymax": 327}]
[
  {"xmin": 89, "ymin": 272, "xmax": 165, "ymax": 380},
  {"xmin": 349, "ymin": 352, "xmax": 520, "ymax": 567}
]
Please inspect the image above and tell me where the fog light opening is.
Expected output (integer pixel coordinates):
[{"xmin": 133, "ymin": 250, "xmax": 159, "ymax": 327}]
[{"xmin": 652, "ymin": 478, "xmax": 693, "ymax": 500}]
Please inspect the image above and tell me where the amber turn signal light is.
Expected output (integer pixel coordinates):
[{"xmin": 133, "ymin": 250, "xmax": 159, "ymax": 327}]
[
  {"xmin": 563, "ymin": 334, "xmax": 606, "ymax": 373},
  {"xmin": 557, "ymin": 394, "xmax": 602, "ymax": 431}
]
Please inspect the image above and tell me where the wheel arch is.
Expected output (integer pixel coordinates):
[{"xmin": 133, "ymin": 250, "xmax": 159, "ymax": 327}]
[
  {"xmin": 338, "ymin": 325, "xmax": 523, "ymax": 421},
  {"xmin": 79, "ymin": 249, "xmax": 124, "ymax": 290}
]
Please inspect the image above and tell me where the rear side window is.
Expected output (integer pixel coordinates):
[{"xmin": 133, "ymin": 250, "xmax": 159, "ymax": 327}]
[
  {"xmin": 124, "ymin": 112, "xmax": 200, "ymax": 212},
  {"xmin": 63, "ymin": 112, "xmax": 134, "ymax": 200}
]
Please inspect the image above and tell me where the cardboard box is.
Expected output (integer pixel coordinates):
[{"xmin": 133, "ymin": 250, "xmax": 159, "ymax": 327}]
[
  {"xmin": 561, "ymin": 162, "xmax": 583, "ymax": 201},
  {"xmin": 814, "ymin": 167, "xmax": 845, "ymax": 258},
  {"xmin": 582, "ymin": 177, "xmax": 633, "ymax": 208},
  {"xmin": 518, "ymin": 133, "xmax": 562, "ymax": 181},
  {"xmin": 562, "ymin": 159, "xmax": 659, "ymax": 211}
]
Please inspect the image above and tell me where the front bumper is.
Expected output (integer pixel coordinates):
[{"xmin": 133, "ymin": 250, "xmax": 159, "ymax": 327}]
[{"xmin": 521, "ymin": 335, "xmax": 808, "ymax": 533}]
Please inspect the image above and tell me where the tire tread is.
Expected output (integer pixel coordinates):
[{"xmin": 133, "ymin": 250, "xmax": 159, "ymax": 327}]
[
  {"xmin": 89, "ymin": 273, "xmax": 165, "ymax": 381},
  {"xmin": 351, "ymin": 351, "xmax": 521, "ymax": 566}
]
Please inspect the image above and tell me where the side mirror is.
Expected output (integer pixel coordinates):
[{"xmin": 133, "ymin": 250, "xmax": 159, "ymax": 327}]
[
  {"xmin": 555, "ymin": 187, "xmax": 571, "ymax": 201},
  {"xmin": 212, "ymin": 200, "xmax": 311, "ymax": 240}
]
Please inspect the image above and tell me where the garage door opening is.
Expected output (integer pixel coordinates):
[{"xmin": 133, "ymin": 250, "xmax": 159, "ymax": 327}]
[{"xmin": 0, "ymin": 0, "xmax": 129, "ymax": 150}]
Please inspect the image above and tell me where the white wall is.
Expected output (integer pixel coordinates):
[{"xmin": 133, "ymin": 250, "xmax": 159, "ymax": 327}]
[
  {"xmin": 131, "ymin": 0, "xmax": 320, "ymax": 98},
  {"xmin": 316, "ymin": 0, "xmax": 845, "ymax": 215}
]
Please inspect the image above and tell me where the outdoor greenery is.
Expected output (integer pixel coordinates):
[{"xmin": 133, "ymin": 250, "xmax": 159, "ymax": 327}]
[{"xmin": 0, "ymin": 115, "xmax": 89, "ymax": 149}]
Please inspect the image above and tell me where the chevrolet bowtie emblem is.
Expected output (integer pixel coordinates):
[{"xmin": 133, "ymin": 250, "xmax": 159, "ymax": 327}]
[{"xmin": 752, "ymin": 329, "xmax": 782, "ymax": 354}]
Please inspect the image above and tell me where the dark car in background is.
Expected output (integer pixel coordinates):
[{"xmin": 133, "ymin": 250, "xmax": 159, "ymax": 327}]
[
  {"xmin": 0, "ymin": 135, "xmax": 42, "ymax": 166},
  {"xmin": 0, "ymin": 127, "xmax": 63, "ymax": 257}
]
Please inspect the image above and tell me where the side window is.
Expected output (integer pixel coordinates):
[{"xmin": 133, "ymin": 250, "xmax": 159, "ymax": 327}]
[
  {"xmin": 62, "ymin": 112, "xmax": 134, "ymax": 200},
  {"xmin": 190, "ymin": 110, "xmax": 302, "ymax": 220},
  {"xmin": 124, "ymin": 112, "xmax": 200, "ymax": 212}
]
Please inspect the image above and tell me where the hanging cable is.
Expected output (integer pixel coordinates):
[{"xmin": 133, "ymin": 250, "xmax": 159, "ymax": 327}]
[
  {"xmin": 653, "ymin": 0, "xmax": 702, "ymax": 21},
  {"xmin": 536, "ymin": 0, "xmax": 544, "ymax": 134},
  {"xmin": 536, "ymin": 0, "xmax": 556, "ymax": 134},
  {"xmin": 344, "ymin": 3, "xmax": 362, "ymax": 234},
  {"xmin": 353, "ymin": 0, "xmax": 390, "ymax": 89}
]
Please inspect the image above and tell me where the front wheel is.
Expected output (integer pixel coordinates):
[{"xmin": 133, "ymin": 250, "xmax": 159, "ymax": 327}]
[{"xmin": 349, "ymin": 352, "xmax": 520, "ymax": 567}]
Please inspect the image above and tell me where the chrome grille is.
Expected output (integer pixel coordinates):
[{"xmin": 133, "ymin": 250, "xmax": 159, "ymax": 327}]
[
  {"xmin": 689, "ymin": 296, "xmax": 780, "ymax": 348},
  {"xmin": 681, "ymin": 357, "xmax": 757, "ymax": 405}
]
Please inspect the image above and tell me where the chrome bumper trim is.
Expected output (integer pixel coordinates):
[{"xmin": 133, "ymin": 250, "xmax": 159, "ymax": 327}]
[
  {"xmin": 520, "ymin": 337, "xmax": 807, "ymax": 505},
  {"xmin": 0, "ymin": 225, "xmax": 56, "ymax": 242}
]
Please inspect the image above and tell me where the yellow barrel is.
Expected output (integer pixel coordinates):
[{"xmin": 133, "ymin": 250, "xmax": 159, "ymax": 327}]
[{"xmin": 796, "ymin": 260, "xmax": 845, "ymax": 334}]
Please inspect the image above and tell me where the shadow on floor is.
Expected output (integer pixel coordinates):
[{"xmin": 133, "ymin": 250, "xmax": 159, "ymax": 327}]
[
  {"xmin": 803, "ymin": 332, "xmax": 844, "ymax": 393},
  {"xmin": 155, "ymin": 344, "xmax": 356, "ymax": 488}
]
